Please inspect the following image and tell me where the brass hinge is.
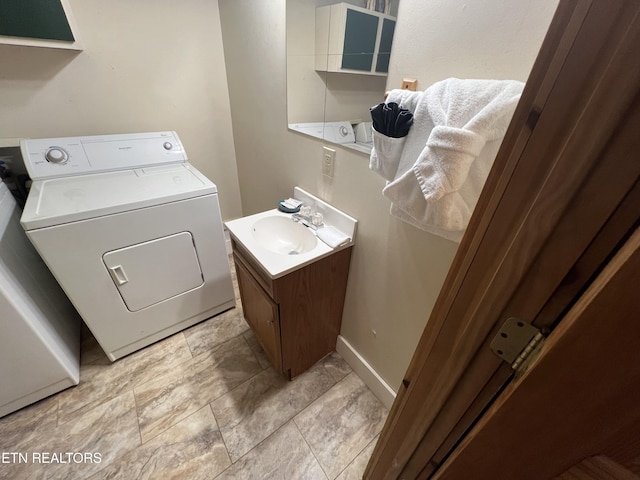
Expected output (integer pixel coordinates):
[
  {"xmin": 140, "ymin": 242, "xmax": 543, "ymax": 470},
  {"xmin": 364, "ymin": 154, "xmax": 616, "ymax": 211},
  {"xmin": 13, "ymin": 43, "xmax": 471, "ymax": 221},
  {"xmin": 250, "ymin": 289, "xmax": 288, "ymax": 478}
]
[{"xmin": 490, "ymin": 318, "xmax": 546, "ymax": 376}]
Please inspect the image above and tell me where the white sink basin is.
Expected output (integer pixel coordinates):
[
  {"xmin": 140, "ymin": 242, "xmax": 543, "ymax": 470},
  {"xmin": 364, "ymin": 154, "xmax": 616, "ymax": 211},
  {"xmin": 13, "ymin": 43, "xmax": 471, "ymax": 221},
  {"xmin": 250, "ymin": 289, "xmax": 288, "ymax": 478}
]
[
  {"xmin": 225, "ymin": 187, "xmax": 357, "ymax": 278},
  {"xmin": 251, "ymin": 216, "xmax": 317, "ymax": 255}
]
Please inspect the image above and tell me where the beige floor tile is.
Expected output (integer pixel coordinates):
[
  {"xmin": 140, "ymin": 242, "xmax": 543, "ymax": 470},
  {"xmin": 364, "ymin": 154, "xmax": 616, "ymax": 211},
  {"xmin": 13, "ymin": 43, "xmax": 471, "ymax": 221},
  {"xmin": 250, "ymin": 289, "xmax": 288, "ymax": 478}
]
[
  {"xmin": 57, "ymin": 333, "xmax": 193, "ymax": 425},
  {"xmin": 215, "ymin": 421, "xmax": 328, "ymax": 480},
  {"xmin": 134, "ymin": 335, "xmax": 262, "ymax": 443},
  {"xmin": 2, "ymin": 285, "xmax": 386, "ymax": 480},
  {"xmin": 0, "ymin": 395, "xmax": 58, "ymax": 452},
  {"xmin": 242, "ymin": 329, "xmax": 272, "ymax": 369},
  {"xmin": 0, "ymin": 391, "xmax": 140, "ymax": 480},
  {"xmin": 294, "ymin": 372, "xmax": 388, "ymax": 479},
  {"xmin": 183, "ymin": 307, "xmax": 249, "ymax": 357},
  {"xmin": 89, "ymin": 405, "xmax": 230, "ymax": 480},
  {"xmin": 335, "ymin": 435, "xmax": 379, "ymax": 480},
  {"xmin": 211, "ymin": 362, "xmax": 336, "ymax": 462},
  {"xmin": 321, "ymin": 351, "xmax": 353, "ymax": 383}
]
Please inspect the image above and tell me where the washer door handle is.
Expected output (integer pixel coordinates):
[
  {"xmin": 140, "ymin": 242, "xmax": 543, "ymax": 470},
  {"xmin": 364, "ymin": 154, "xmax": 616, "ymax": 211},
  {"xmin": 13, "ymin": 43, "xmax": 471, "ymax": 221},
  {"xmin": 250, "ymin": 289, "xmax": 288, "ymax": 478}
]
[{"xmin": 108, "ymin": 265, "xmax": 129, "ymax": 286}]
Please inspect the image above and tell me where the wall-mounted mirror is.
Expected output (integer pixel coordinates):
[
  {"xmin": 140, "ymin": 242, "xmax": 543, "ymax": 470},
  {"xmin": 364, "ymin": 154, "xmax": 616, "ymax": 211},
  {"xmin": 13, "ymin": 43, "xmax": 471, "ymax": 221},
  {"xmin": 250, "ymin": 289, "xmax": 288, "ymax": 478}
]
[{"xmin": 286, "ymin": 0, "xmax": 399, "ymax": 154}]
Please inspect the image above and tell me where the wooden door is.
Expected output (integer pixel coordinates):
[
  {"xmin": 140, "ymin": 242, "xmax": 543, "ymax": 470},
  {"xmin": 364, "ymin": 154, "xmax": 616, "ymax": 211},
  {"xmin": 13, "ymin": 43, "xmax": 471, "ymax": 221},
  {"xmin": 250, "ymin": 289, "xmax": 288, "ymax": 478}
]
[
  {"xmin": 554, "ymin": 457, "xmax": 640, "ymax": 480},
  {"xmin": 365, "ymin": 0, "xmax": 640, "ymax": 478},
  {"xmin": 434, "ymin": 226, "xmax": 640, "ymax": 479}
]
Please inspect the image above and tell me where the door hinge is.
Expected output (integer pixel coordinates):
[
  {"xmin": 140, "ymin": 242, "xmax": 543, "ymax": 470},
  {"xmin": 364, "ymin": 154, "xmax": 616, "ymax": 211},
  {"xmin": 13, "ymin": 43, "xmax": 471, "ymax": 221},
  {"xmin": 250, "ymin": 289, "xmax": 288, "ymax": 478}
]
[{"xmin": 490, "ymin": 317, "xmax": 546, "ymax": 375}]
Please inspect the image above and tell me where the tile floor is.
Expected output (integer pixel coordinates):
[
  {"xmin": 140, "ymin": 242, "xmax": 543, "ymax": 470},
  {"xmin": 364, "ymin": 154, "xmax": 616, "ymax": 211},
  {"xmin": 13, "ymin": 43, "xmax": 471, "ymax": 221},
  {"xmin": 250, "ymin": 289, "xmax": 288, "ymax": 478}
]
[{"xmin": 0, "ymin": 262, "xmax": 388, "ymax": 479}]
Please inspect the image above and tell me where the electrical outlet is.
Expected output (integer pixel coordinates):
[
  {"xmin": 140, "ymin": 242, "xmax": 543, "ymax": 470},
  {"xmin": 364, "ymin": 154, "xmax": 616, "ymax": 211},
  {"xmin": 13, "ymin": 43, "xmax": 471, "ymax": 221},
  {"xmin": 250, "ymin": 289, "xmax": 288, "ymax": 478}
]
[
  {"xmin": 401, "ymin": 78, "xmax": 418, "ymax": 91},
  {"xmin": 322, "ymin": 146, "xmax": 335, "ymax": 178}
]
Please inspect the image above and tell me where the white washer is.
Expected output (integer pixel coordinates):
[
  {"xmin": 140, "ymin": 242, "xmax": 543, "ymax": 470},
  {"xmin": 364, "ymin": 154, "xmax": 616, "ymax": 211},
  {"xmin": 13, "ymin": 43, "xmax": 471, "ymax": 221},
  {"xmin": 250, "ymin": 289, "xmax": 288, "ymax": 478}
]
[
  {"xmin": 20, "ymin": 132, "xmax": 235, "ymax": 361},
  {"xmin": 288, "ymin": 121, "xmax": 356, "ymax": 144},
  {"xmin": 0, "ymin": 182, "xmax": 80, "ymax": 418}
]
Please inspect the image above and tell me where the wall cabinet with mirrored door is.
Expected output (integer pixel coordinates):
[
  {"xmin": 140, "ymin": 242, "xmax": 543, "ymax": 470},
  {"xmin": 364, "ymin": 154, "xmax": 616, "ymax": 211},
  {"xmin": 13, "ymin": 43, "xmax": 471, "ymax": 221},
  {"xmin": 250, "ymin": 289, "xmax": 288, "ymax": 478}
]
[
  {"xmin": 287, "ymin": 0, "xmax": 399, "ymax": 154},
  {"xmin": 315, "ymin": 2, "xmax": 395, "ymax": 75}
]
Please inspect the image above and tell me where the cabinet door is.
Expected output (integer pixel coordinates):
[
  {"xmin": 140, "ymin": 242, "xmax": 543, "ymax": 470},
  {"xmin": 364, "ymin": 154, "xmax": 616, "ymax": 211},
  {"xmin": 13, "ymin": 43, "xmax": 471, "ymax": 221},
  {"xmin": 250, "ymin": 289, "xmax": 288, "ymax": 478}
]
[
  {"xmin": 341, "ymin": 8, "xmax": 378, "ymax": 71},
  {"xmin": 375, "ymin": 18, "xmax": 395, "ymax": 73},
  {"xmin": 234, "ymin": 257, "xmax": 282, "ymax": 373}
]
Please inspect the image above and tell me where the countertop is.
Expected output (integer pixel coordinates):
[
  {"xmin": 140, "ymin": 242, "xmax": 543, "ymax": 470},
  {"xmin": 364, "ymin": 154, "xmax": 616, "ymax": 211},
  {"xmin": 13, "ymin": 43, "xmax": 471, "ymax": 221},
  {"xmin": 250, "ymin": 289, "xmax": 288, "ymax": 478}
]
[{"xmin": 225, "ymin": 209, "xmax": 353, "ymax": 279}]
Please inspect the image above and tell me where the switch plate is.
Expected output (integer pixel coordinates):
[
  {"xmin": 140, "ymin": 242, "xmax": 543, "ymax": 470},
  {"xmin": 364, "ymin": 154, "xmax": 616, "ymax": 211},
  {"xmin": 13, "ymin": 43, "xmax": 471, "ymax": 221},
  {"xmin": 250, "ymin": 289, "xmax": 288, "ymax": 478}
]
[{"xmin": 322, "ymin": 146, "xmax": 336, "ymax": 178}]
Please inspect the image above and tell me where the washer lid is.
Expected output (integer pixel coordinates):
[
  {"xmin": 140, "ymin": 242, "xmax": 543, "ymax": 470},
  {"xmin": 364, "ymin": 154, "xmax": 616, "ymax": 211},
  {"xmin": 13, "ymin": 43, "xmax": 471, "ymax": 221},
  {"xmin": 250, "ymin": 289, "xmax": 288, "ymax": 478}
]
[{"xmin": 21, "ymin": 163, "xmax": 216, "ymax": 230}]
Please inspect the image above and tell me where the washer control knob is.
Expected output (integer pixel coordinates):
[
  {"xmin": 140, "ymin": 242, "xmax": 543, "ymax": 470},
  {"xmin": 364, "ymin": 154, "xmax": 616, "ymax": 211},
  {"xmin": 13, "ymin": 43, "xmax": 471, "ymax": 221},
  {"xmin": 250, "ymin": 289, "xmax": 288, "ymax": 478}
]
[
  {"xmin": 45, "ymin": 147, "xmax": 68, "ymax": 164},
  {"xmin": 163, "ymin": 142, "xmax": 173, "ymax": 150}
]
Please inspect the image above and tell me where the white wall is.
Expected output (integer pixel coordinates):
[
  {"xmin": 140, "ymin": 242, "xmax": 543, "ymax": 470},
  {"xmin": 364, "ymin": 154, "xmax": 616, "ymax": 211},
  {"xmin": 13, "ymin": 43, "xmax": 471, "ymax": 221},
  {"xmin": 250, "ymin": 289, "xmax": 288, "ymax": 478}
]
[
  {"xmin": 286, "ymin": 0, "xmax": 327, "ymax": 124},
  {"xmin": 387, "ymin": 0, "xmax": 559, "ymax": 90},
  {"xmin": 0, "ymin": 0, "xmax": 242, "ymax": 220},
  {"xmin": 323, "ymin": 73, "xmax": 387, "ymax": 123}
]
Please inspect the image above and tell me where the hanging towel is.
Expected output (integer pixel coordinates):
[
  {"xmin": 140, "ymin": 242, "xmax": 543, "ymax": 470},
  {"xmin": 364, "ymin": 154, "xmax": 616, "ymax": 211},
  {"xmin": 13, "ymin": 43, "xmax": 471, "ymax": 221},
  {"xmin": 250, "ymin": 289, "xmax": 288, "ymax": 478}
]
[{"xmin": 371, "ymin": 78, "xmax": 524, "ymax": 242}]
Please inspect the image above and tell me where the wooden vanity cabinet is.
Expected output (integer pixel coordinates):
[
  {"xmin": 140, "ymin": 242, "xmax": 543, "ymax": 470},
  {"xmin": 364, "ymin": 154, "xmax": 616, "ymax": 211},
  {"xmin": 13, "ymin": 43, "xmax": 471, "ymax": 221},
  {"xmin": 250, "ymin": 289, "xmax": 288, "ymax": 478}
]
[{"xmin": 231, "ymin": 239, "xmax": 352, "ymax": 379}]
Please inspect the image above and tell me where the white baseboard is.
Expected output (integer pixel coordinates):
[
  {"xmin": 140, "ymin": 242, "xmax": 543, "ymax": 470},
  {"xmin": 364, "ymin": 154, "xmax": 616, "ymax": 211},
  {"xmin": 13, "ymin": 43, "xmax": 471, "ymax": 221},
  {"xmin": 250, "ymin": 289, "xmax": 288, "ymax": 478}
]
[{"xmin": 336, "ymin": 335, "xmax": 396, "ymax": 409}]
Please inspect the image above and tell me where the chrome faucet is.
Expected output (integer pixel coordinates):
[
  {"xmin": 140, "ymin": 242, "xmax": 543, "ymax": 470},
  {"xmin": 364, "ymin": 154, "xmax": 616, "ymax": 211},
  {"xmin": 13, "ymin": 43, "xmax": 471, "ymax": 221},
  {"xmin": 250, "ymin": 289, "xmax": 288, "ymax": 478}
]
[{"xmin": 292, "ymin": 204, "xmax": 324, "ymax": 230}]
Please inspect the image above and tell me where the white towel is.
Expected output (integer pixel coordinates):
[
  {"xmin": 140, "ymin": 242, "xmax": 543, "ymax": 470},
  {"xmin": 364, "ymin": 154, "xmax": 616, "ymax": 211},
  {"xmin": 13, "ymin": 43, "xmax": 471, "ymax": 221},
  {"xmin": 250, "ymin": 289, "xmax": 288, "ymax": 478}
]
[
  {"xmin": 369, "ymin": 129, "xmax": 407, "ymax": 181},
  {"xmin": 316, "ymin": 225, "xmax": 351, "ymax": 248},
  {"xmin": 372, "ymin": 78, "xmax": 524, "ymax": 242},
  {"xmin": 369, "ymin": 89, "xmax": 433, "ymax": 181}
]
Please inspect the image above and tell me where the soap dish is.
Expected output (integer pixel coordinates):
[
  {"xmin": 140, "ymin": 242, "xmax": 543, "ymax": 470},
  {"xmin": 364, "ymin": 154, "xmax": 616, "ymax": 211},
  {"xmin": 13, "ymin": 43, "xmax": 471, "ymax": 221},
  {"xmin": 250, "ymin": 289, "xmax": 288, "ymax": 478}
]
[{"xmin": 278, "ymin": 200, "xmax": 301, "ymax": 213}]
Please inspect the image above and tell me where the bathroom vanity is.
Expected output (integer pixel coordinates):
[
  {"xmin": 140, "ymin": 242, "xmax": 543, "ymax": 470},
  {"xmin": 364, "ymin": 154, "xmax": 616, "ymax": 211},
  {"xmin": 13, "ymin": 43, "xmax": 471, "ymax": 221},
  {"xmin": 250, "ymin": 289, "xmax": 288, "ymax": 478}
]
[{"xmin": 225, "ymin": 188, "xmax": 357, "ymax": 379}]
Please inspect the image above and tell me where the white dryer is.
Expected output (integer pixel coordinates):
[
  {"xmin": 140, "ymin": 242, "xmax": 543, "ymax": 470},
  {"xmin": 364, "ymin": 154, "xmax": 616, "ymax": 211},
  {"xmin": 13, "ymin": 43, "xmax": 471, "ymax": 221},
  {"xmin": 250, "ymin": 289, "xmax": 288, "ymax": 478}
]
[{"xmin": 20, "ymin": 132, "xmax": 235, "ymax": 361}]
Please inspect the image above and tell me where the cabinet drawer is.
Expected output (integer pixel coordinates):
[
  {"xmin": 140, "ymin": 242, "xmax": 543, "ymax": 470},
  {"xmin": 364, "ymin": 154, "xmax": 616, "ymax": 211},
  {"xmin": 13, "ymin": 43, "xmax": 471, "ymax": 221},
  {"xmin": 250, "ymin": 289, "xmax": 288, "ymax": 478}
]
[
  {"xmin": 234, "ymin": 256, "xmax": 282, "ymax": 373},
  {"xmin": 231, "ymin": 240, "xmax": 274, "ymax": 297}
]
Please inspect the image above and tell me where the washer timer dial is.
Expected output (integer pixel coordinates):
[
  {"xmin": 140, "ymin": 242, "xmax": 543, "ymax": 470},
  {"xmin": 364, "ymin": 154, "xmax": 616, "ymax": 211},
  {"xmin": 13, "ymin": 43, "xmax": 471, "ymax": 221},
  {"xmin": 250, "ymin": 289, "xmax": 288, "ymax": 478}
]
[{"xmin": 45, "ymin": 147, "xmax": 69, "ymax": 164}]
